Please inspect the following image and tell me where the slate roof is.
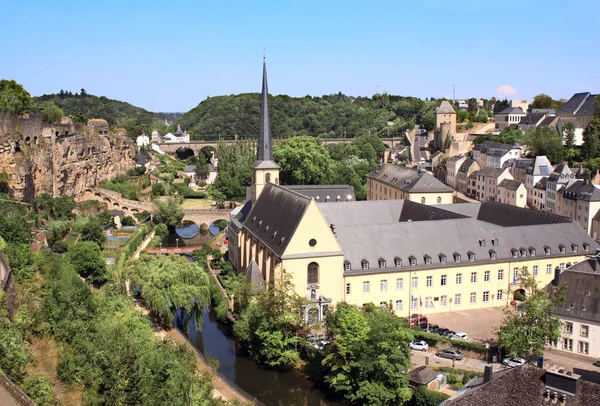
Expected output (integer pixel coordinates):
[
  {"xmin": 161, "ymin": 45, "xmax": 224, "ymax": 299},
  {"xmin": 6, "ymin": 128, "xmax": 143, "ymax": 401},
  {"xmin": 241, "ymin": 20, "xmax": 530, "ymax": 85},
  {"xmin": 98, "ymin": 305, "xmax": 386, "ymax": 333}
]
[
  {"xmin": 564, "ymin": 181, "xmax": 600, "ymax": 201},
  {"xmin": 244, "ymin": 259, "xmax": 265, "ymax": 294},
  {"xmin": 558, "ymin": 92, "xmax": 598, "ymax": 116},
  {"xmin": 367, "ymin": 164, "xmax": 453, "ymax": 193},
  {"xmin": 136, "ymin": 154, "xmax": 148, "ymax": 165},
  {"xmin": 242, "ymin": 183, "xmax": 311, "ymax": 257},
  {"xmin": 552, "ymin": 258, "xmax": 600, "ymax": 323},
  {"xmin": 472, "ymin": 141, "xmax": 515, "ymax": 153},
  {"xmin": 475, "ymin": 167, "xmax": 508, "ymax": 178},
  {"xmin": 539, "ymin": 115, "xmax": 559, "ymax": 127},
  {"xmin": 527, "ymin": 156, "xmax": 553, "ymax": 176},
  {"xmin": 497, "ymin": 107, "xmax": 526, "ymax": 115},
  {"xmin": 437, "ymin": 101, "xmax": 456, "ymax": 114},
  {"xmin": 447, "ymin": 155, "xmax": 466, "ymax": 164},
  {"xmin": 534, "ymin": 177, "xmax": 548, "ymax": 191},
  {"xmin": 184, "ymin": 165, "xmax": 196, "ymax": 172},
  {"xmin": 519, "ymin": 112, "xmax": 547, "ymax": 126},
  {"xmin": 407, "ymin": 366, "xmax": 439, "ymax": 385},
  {"xmin": 318, "ymin": 200, "xmax": 596, "ymax": 275},
  {"xmin": 443, "ymin": 365, "xmax": 600, "ymax": 406},
  {"xmin": 457, "ymin": 158, "xmax": 478, "ymax": 174},
  {"xmin": 283, "ymin": 185, "xmax": 355, "ymax": 202},
  {"xmin": 497, "ymin": 179, "xmax": 523, "ymax": 191},
  {"xmin": 548, "ymin": 163, "xmax": 572, "ymax": 182}
]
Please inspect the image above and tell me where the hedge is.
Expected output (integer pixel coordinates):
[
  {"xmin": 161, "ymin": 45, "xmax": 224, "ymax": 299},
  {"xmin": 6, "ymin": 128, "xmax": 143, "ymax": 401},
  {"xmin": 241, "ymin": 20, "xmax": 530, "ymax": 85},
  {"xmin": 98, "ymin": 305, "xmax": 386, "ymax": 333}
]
[
  {"xmin": 116, "ymin": 224, "xmax": 154, "ymax": 279},
  {"xmin": 412, "ymin": 328, "xmax": 490, "ymax": 352}
]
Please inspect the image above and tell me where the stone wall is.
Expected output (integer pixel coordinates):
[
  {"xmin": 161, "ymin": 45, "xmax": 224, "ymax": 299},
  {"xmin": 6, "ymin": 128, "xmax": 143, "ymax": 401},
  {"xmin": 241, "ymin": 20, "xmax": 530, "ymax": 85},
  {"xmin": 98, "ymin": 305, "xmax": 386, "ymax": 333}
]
[{"xmin": 0, "ymin": 113, "xmax": 136, "ymax": 201}]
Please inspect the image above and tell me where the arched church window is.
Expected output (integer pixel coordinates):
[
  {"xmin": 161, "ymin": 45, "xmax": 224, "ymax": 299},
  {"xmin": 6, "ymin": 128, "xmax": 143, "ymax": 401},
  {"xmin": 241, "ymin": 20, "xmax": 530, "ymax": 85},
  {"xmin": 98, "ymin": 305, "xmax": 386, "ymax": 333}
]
[{"xmin": 307, "ymin": 262, "xmax": 319, "ymax": 284}]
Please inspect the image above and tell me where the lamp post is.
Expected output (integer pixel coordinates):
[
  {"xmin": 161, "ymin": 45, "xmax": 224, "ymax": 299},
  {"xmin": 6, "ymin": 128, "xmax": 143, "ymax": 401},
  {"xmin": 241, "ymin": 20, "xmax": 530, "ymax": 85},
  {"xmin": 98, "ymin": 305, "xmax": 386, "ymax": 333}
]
[
  {"xmin": 159, "ymin": 242, "xmax": 162, "ymax": 252},
  {"xmin": 176, "ymin": 238, "xmax": 179, "ymax": 249}
]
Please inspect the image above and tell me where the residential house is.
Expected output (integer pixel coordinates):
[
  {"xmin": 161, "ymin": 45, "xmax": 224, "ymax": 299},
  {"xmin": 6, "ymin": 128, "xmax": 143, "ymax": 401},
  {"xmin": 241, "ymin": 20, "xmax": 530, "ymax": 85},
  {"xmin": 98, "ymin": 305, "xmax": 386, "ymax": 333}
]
[
  {"xmin": 510, "ymin": 158, "xmax": 534, "ymax": 184},
  {"xmin": 517, "ymin": 111, "xmax": 553, "ymax": 131},
  {"xmin": 560, "ymin": 180, "xmax": 600, "ymax": 237},
  {"xmin": 495, "ymin": 107, "xmax": 527, "ymax": 131},
  {"xmin": 472, "ymin": 167, "xmax": 513, "ymax": 202},
  {"xmin": 457, "ymin": 159, "xmax": 480, "ymax": 196},
  {"xmin": 367, "ymin": 163, "xmax": 454, "ymax": 205},
  {"xmin": 471, "ymin": 141, "xmax": 521, "ymax": 169},
  {"xmin": 532, "ymin": 177, "xmax": 548, "ymax": 210},
  {"xmin": 525, "ymin": 156, "xmax": 553, "ymax": 207},
  {"xmin": 496, "ymin": 179, "xmax": 526, "ymax": 207},
  {"xmin": 442, "ymin": 364, "xmax": 600, "ymax": 406},
  {"xmin": 446, "ymin": 156, "xmax": 466, "ymax": 189},
  {"xmin": 545, "ymin": 163, "xmax": 576, "ymax": 214},
  {"xmin": 549, "ymin": 256, "xmax": 600, "ymax": 360},
  {"xmin": 557, "ymin": 92, "xmax": 598, "ymax": 146},
  {"xmin": 182, "ymin": 165, "xmax": 197, "ymax": 186}
]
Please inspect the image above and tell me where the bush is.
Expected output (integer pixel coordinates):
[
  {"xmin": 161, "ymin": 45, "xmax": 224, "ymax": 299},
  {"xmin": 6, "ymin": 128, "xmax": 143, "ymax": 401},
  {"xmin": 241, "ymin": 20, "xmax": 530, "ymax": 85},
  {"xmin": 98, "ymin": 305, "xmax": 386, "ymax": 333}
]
[
  {"xmin": 80, "ymin": 219, "xmax": 106, "ymax": 247},
  {"xmin": 411, "ymin": 385, "xmax": 450, "ymax": 406},
  {"xmin": 46, "ymin": 220, "xmax": 70, "ymax": 247},
  {"xmin": 20, "ymin": 375, "xmax": 57, "ymax": 406},
  {"xmin": 69, "ymin": 242, "xmax": 108, "ymax": 284},
  {"xmin": 52, "ymin": 240, "xmax": 69, "ymax": 253},
  {"xmin": 0, "ymin": 322, "xmax": 29, "ymax": 383},
  {"xmin": 121, "ymin": 216, "xmax": 136, "ymax": 227}
]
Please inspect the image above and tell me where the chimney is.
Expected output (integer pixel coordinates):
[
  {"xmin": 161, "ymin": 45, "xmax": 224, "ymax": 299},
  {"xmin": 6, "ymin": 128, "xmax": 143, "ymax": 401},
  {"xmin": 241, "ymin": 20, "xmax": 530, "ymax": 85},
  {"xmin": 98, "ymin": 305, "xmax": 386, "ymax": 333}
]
[
  {"xmin": 544, "ymin": 366, "xmax": 581, "ymax": 397},
  {"xmin": 483, "ymin": 365, "xmax": 493, "ymax": 383},
  {"xmin": 553, "ymin": 266, "xmax": 562, "ymax": 286}
]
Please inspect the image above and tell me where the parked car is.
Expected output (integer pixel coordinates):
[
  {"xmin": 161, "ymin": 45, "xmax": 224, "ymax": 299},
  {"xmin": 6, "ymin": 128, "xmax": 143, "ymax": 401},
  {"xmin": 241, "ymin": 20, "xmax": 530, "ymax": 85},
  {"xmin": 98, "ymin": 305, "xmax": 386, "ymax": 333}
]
[
  {"xmin": 410, "ymin": 341, "xmax": 429, "ymax": 351},
  {"xmin": 408, "ymin": 315, "xmax": 428, "ymax": 326},
  {"xmin": 422, "ymin": 324, "xmax": 439, "ymax": 332},
  {"xmin": 442, "ymin": 330, "xmax": 456, "ymax": 338},
  {"xmin": 436, "ymin": 349, "xmax": 463, "ymax": 360},
  {"xmin": 451, "ymin": 332, "xmax": 469, "ymax": 341},
  {"xmin": 503, "ymin": 357, "xmax": 526, "ymax": 367},
  {"xmin": 436, "ymin": 328, "xmax": 449, "ymax": 336}
]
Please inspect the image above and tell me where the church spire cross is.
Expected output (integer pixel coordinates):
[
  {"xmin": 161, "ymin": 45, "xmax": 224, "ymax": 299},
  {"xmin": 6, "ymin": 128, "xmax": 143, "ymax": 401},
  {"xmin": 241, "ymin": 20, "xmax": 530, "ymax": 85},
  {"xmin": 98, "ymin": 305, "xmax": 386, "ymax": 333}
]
[{"xmin": 257, "ymin": 57, "xmax": 272, "ymax": 162}]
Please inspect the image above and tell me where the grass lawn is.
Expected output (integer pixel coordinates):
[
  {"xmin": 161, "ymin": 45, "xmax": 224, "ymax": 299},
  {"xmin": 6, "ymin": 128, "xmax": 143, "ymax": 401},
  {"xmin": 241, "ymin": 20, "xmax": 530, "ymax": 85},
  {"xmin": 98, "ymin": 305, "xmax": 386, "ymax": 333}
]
[
  {"xmin": 182, "ymin": 198, "xmax": 215, "ymax": 209},
  {"xmin": 63, "ymin": 232, "xmax": 79, "ymax": 246}
]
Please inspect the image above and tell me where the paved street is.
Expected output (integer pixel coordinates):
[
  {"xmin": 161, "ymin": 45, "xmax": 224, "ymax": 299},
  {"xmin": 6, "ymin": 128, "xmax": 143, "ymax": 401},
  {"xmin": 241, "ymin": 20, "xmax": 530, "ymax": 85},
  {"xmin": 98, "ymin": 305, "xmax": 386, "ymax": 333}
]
[
  {"xmin": 410, "ymin": 347, "xmax": 507, "ymax": 373},
  {"xmin": 426, "ymin": 307, "xmax": 505, "ymax": 342}
]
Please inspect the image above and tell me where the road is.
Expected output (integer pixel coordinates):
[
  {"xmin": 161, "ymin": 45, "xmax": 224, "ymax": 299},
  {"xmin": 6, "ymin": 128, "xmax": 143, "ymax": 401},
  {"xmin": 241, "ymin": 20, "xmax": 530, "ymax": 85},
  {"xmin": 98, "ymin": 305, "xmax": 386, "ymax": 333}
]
[
  {"xmin": 411, "ymin": 126, "xmax": 429, "ymax": 163},
  {"xmin": 410, "ymin": 348, "xmax": 507, "ymax": 374}
]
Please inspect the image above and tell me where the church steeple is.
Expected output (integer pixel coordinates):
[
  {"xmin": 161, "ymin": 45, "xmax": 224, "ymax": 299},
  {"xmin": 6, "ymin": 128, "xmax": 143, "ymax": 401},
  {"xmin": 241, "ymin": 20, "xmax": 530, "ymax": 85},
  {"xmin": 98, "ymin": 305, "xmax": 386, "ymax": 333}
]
[
  {"xmin": 257, "ymin": 57, "xmax": 272, "ymax": 162},
  {"xmin": 251, "ymin": 57, "xmax": 280, "ymax": 204}
]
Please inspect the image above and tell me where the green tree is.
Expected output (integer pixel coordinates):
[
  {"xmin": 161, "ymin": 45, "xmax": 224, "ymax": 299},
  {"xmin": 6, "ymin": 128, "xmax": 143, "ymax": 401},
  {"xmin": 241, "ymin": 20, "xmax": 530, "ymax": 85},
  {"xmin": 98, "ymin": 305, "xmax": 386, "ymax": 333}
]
[
  {"xmin": 530, "ymin": 93, "xmax": 555, "ymax": 109},
  {"xmin": 0, "ymin": 79, "xmax": 33, "ymax": 114},
  {"xmin": 40, "ymin": 101, "xmax": 64, "ymax": 123},
  {"xmin": 126, "ymin": 254, "xmax": 211, "ymax": 326},
  {"xmin": 234, "ymin": 270, "xmax": 306, "ymax": 368},
  {"xmin": 273, "ymin": 136, "xmax": 332, "ymax": 185},
  {"xmin": 68, "ymin": 241, "xmax": 108, "ymax": 284},
  {"xmin": 411, "ymin": 385, "xmax": 450, "ymax": 406},
  {"xmin": 583, "ymin": 118, "xmax": 600, "ymax": 160},
  {"xmin": 523, "ymin": 127, "xmax": 565, "ymax": 162},
  {"xmin": 563, "ymin": 121, "xmax": 576, "ymax": 149},
  {"xmin": 120, "ymin": 216, "xmax": 136, "ymax": 226},
  {"xmin": 20, "ymin": 375, "xmax": 57, "ymax": 406},
  {"xmin": 195, "ymin": 160, "xmax": 210, "ymax": 181},
  {"xmin": 0, "ymin": 215, "xmax": 31, "ymax": 245},
  {"xmin": 497, "ymin": 267, "xmax": 566, "ymax": 358},
  {"xmin": 493, "ymin": 99, "xmax": 511, "ymax": 114},
  {"xmin": 80, "ymin": 218, "xmax": 107, "ymax": 247},
  {"xmin": 322, "ymin": 303, "xmax": 413, "ymax": 405},
  {"xmin": 70, "ymin": 106, "xmax": 87, "ymax": 124},
  {"xmin": 154, "ymin": 223, "xmax": 169, "ymax": 243},
  {"xmin": 212, "ymin": 140, "xmax": 255, "ymax": 199},
  {"xmin": 151, "ymin": 182, "xmax": 166, "ymax": 196},
  {"xmin": 467, "ymin": 98, "xmax": 478, "ymax": 113},
  {"xmin": 153, "ymin": 196, "xmax": 184, "ymax": 230}
]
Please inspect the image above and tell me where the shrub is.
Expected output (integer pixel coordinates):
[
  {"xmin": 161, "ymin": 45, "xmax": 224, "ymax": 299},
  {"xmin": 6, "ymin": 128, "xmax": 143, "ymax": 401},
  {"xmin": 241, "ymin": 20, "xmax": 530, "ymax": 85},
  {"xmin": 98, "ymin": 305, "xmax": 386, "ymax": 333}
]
[
  {"xmin": 52, "ymin": 240, "xmax": 69, "ymax": 253},
  {"xmin": 69, "ymin": 242, "xmax": 108, "ymax": 284},
  {"xmin": 411, "ymin": 385, "xmax": 450, "ymax": 406},
  {"xmin": 80, "ymin": 219, "xmax": 106, "ymax": 247},
  {"xmin": 121, "ymin": 216, "xmax": 136, "ymax": 227},
  {"xmin": 20, "ymin": 375, "xmax": 57, "ymax": 406}
]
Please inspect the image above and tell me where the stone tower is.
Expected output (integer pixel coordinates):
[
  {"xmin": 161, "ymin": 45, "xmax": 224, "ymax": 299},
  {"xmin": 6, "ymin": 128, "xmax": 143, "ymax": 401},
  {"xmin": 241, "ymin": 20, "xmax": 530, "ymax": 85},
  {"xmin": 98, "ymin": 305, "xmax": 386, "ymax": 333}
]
[
  {"xmin": 434, "ymin": 101, "xmax": 456, "ymax": 151},
  {"xmin": 251, "ymin": 58, "xmax": 280, "ymax": 204}
]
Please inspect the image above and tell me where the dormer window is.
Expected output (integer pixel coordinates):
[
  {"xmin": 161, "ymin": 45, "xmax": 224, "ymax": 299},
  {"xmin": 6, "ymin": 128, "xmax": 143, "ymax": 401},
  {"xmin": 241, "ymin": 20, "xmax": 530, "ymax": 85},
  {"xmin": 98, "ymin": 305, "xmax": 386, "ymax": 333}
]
[
  {"xmin": 467, "ymin": 252, "xmax": 475, "ymax": 262},
  {"xmin": 453, "ymin": 253, "xmax": 461, "ymax": 263},
  {"xmin": 479, "ymin": 239, "xmax": 486, "ymax": 248},
  {"xmin": 511, "ymin": 249, "xmax": 519, "ymax": 258},
  {"xmin": 489, "ymin": 250, "xmax": 497, "ymax": 260},
  {"xmin": 439, "ymin": 254, "xmax": 447, "ymax": 264},
  {"xmin": 529, "ymin": 247, "xmax": 536, "ymax": 256},
  {"xmin": 394, "ymin": 257, "xmax": 402, "ymax": 267},
  {"xmin": 583, "ymin": 243, "xmax": 590, "ymax": 251},
  {"xmin": 544, "ymin": 246, "xmax": 551, "ymax": 255},
  {"xmin": 559, "ymin": 244, "xmax": 566, "ymax": 254},
  {"xmin": 344, "ymin": 261, "xmax": 351, "ymax": 271},
  {"xmin": 379, "ymin": 259, "xmax": 386, "ymax": 268},
  {"xmin": 571, "ymin": 244, "xmax": 578, "ymax": 253},
  {"xmin": 520, "ymin": 248, "xmax": 527, "ymax": 257},
  {"xmin": 272, "ymin": 231, "xmax": 278, "ymax": 240},
  {"xmin": 424, "ymin": 255, "xmax": 432, "ymax": 265},
  {"xmin": 492, "ymin": 239, "xmax": 499, "ymax": 246},
  {"xmin": 361, "ymin": 260, "xmax": 369, "ymax": 270},
  {"xmin": 409, "ymin": 256, "xmax": 417, "ymax": 266}
]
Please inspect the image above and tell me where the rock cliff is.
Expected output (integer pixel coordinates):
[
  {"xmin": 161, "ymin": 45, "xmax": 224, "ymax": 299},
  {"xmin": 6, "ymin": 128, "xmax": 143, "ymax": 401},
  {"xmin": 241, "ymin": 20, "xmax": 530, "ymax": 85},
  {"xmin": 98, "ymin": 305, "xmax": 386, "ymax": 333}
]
[{"xmin": 0, "ymin": 112, "xmax": 136, "ymax": 202}]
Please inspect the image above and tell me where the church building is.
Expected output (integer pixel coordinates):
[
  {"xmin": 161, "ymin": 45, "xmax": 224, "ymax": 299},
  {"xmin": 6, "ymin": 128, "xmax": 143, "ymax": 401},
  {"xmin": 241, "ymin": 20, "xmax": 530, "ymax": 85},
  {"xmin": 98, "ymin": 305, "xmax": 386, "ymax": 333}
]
[{"xmin": 227, "ymin": 60, "xmax": 598, "ymax": 324}]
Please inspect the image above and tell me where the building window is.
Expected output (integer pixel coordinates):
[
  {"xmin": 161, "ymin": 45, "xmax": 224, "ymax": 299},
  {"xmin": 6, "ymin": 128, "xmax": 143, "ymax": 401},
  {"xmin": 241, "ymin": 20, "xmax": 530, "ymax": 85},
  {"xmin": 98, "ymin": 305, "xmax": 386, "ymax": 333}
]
[
  {"xmin": 410, "ymin": 256, "xmax": 417, "ymax": 266},
  {"xmin": 411, "ymin": 296, "xmax": 418, "ymax": 310},
  {"xmin": 563, "ymin": 338, "xmax": 573, "ymax": 351},
  {"xmin": 547, "ymin": 264, "xmax": 552, "ymax": 275},
  {"xmin": 424, "ymin": 255, "xmax": 432, "ymax": 265},
  {"xmin": 468, "ymin": 252, "xmax": 475, "ymax": 261},
  {"xmin": 489, "ymin": 250, "xmax": 497, "ymax": 260},
  {"xmin": 441, "ymin": 275, "xmax": 447, "ymax": 286},
  {"xmin": 426, "ymin": 276, "xmax": 433, "ymax": 287},
  {"xmin": 395, "ymin": 300, "xmax": 403, "ymax": 312},
  {"xmin": 565, "ymin": 322, "xmax": 573, "ymax": 334},
  {"xmin": 560, "ymin": 263, "xmax": 565, "ymax": 271},
  {"xmin": 498, "ymin": 269, "xmax": 504, "ymax": 281},
  {"xmin": 456, "ymin": 273, "xmax": 462, "ymax": 285},
  {"xmin": 578, "ymin": 341, "xmax": 589, "ymax": 355},
  {"xmin": 362, "ymin": 260, "xmax": 369, "ymax": 270},
  {"xmin": 484, "ymin": 270, "xmax": 490, "ymax": 282},
  {"xmin": 395, "ymin": 257, "xmax": 402, "ymax": 267},
  {"xmin": 471, "ymin": 272, "xmax": 477, "ymax": 283},
  {"xmin": 396, "ymin": 278, "xmax": 403, "ymax": 291},
  {"xmin": 492, "ymin": 239, "xmax": 499, "ymax": 246},
  {"xmin": 513, "ymin": 267, "xmax": 519, "ymax": 282},
  {"xmin": 572, "ymin": 244, "xmax": 578, "ymax": 253},
  {"xmin": 421, "ymin": 197, "xmax": 426, "ymax": 204},
  {"xmin": 511, "ymin": 249, "xmax": 519, "ymax": 258},
  {"xmin": 455, "ymin": 294, "xmax": 462, "ymax": 305},
  {"xmin": 379, "ymin": 259, "xmax": 386, "ymax": 268},
  {"xmin": 307, "ymin": 262, "xmax": 319, "ymax": 284},
  {"xmin": 470, "ymin": 292, "xmax": 477, "ymax": 304},
  {"xmin": 344, "ymin": 261, "xmax": 351, "ymax": 271},
  {"xmin": 583, "ymin": 243, "xmax": 590, "ymax": 251},
  {"xmin": 379, "ymin": 301, "xmax": 387, "ymax": 310},
  {"xmin": 346, "ymin": 283, "xmax": 351, "ymax": 295},
  {"xmin": 581, "ymin": 325, "xmax": 589, "ymax": 338},
  {"xmin": 440, "ymin": 254, "xmax": 447, "ymax": 264},
  {"xmin": 440, "ymin": 295, "xmax": 447, "ymax": 307},
  {"xmin": 483, "ymin": 291, "xmax": 490, "ymax": 302},
  {"xmin": 363, "ymin": 281, "xmax": 370, "ymax": 294},
  {"xmin": 380, "ymin": 280, "xmax": 387, "ymax": 292},
  {"xmin": 559, "ymin": 245, "xmax": 566, "ymax": 254},
  {"xmin": 411, "ymin": 277, "xmax": 418, "ymax": 289},
  {"xmin": 454, "ymin": 253, "xmax": 461, "ymax": 263},
  {"xmin": 533, "ymin": 265, "xmax": 538, "ymax": 276},
  {"xmin": 529, "ymin": 248, "xmax": 536, "ymax": 256},
  {"xmin": 497, "ymin": 289, "xmax": 503, "ymax": 301},
  {"xmin": 437, "ymin": 196, "xmax": 442, "ymax": 203},
  {"xmin": 545, "ymin": 246, "xmax": 551, "ymax": 255},
  {"xmin": 425, "ymin": 297, "xmax": 432, "ymax": 308}
]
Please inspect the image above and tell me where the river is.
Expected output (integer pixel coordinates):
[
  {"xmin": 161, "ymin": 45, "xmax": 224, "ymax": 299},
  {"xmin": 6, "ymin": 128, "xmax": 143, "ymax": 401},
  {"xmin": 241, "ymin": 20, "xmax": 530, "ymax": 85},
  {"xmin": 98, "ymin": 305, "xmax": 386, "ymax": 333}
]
[{"xmin": 175, "ymin": 309, "xmax": 345, "ymax": 406}]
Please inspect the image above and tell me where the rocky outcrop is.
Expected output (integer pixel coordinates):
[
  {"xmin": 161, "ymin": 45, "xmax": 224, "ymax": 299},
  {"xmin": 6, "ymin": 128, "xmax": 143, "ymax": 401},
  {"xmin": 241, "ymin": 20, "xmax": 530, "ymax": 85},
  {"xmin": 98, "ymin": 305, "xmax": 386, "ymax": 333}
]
[{"xmin": 0, "ymin": 113, "xmax": 136, "ymax": 202}]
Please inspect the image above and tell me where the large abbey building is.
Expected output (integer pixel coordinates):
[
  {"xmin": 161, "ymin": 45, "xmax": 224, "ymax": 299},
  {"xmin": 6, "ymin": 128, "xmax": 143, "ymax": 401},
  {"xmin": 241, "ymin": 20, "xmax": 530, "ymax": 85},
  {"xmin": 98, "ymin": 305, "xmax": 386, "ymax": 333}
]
[{"xmin": 227, "ymin": 60, "xmax": 598, "ymax": 324}]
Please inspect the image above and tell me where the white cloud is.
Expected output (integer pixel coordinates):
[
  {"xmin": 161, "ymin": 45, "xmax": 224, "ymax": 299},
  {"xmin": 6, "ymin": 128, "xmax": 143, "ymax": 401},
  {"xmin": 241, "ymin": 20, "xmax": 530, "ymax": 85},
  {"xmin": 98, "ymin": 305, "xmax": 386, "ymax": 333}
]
[{"xmin": 497, "ymin": 85, "xmax": 517, "ymax": 97}]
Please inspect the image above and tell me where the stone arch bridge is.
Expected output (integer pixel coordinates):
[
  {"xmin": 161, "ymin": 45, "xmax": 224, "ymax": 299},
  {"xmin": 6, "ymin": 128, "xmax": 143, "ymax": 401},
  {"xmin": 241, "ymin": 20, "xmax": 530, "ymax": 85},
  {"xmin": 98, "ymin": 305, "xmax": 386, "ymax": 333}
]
[
  {"xmin": 79, "ymin": 187, "xmax": 154, "ymax": 216},
  {"xmin": 183, "ymin": 209, "xmax": 231, "ymax": 227}
]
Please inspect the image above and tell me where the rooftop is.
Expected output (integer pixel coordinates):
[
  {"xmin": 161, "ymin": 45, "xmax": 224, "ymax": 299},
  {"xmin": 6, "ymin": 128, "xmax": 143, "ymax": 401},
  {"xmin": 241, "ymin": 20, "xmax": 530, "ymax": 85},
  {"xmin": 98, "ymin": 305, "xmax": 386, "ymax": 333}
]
[
  {"xmin": 437, "ymin": 101, "xmax": 456, "ymax": 114},
  {"xmin": 367, "ymin": 164, "xmax": 453, "ymax": 193},
  {"xmin": 283, "ymin": 184, "xmax": 355, "ymax": 202},
  {"xmin": 498, "ymin": 178, "xmax": 523, "ymax": 191},
  {"xmin": 552, "ymin": 257, "xmax": 600, "ymax": 323},
  {"xmin": 558, "ymin": 92, "xmax": 598, "ymax": 116},
  {"xmin": 497, "ymin": 107, "xmax": 526, "ymax": 115}
]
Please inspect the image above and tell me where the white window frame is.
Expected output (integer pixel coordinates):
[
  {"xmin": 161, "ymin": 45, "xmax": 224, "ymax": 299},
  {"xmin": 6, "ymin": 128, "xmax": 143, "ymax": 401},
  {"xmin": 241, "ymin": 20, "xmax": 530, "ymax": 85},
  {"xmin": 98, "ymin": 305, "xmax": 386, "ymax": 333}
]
[
  {"xmin": 396, "ymin": 278, "xmax": 403, "ymax": 291},
  {"xmin": 363, "ymin": 281, "xmax": 370, "ymax": 294}
]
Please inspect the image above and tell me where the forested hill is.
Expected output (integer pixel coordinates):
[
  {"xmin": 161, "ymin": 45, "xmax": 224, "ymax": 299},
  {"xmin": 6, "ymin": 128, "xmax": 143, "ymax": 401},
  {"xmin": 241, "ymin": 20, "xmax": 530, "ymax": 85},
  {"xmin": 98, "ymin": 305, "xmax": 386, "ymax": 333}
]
[
  {"xmin": 34, "ymin": 91, "xmax": 165, "ymax": 136},
  {"xmin": 176, "ymin": 93, "xmax": 440, "ymax": 140}
]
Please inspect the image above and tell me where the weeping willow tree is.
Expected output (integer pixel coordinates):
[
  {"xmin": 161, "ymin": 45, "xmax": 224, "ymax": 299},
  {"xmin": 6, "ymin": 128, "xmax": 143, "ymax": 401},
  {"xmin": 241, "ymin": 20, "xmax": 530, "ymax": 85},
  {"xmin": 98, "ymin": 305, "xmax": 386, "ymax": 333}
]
[{"xmin": 126, "ymin": 254, "xmax": 211, "ymax": 326}]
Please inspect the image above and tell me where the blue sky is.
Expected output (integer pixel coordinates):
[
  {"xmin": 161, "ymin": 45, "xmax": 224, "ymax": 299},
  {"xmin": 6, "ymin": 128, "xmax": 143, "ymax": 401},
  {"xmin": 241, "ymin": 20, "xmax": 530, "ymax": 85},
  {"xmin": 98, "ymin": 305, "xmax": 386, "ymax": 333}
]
[{"xmin": 1, "ymin": 0, "xmax": 598, "ymax": 112}]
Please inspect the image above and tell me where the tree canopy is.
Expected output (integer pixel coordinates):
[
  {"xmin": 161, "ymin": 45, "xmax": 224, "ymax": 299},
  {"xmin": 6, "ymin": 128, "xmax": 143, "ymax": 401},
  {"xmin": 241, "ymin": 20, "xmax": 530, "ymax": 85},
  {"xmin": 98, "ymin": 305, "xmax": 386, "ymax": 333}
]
[{"xmin": 153, "ymin": 196, "xmax": 184, "ymax": 229}]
